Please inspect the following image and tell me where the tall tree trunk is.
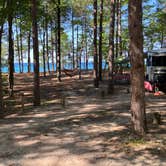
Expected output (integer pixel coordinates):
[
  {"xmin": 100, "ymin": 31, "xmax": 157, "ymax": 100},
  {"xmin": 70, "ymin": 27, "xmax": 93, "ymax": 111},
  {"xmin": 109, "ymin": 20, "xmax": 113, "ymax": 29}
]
[
  {"xmin": 76, "ymin": 25, "xmax": 79, "ymax": 69},
  {"xmin": 0, "ymin": 25, "xmax": 3, "ymax": 112},
  {"xmin": 72, "ymin": 8, "xmax": 75, "ymax": 69},
  {"xmin": 45, "ymin": 15, "xmax": 50, "ymax": 74},
  {"xmin": 115, "ymin": 0, "xmax": 118, "ymax": 58},
  {"xmin": 85, "ymin": 17, "xmax": 88, "ymax": 70},
  {"xmin": 51, "ymin": 21, "xmax": 55, "ymax": 72},
  {"xmin": 99, "ymin": 0, "xmax": 103, "ymax": 81},
  {"xmin": 79, "ymin": 20, "xmax": 84, "ymax": 80},
  {"xmin": 42, "ymin": 30, "xmax": 46, "ymax": 76},
  {"xmin": 85, "ymin": 38, "xmax": 88, "ymax": 70},
  {"xmin": 8, "ymin": 0, "xmax": 14, "ymax": 97},
  {"xmin": 115, "ymin": 0, "xmax": 122, "ymax": 58},
  {"xmin": 42, "ymin": 18, "xmax": 46, "ymax": 77},
  {"xmin": 55, "ymin": 31, "xmax": 58, "ymax": 73},
  {"xmin": 108, "ymin": 0, "xmax": 115, "ymax": 94},
  {"xmin": 93, "ymin": 0, "xmax": 99, "ymax": 88},
  {"xmin": 0, "ymin": 1, "xmax": 6, "ymax": 112},
  {"xmin": 118, "ymin": 0, "xmax": 122, "ymax": 57},
  {"xmin": 31, "ymin": 0, "xmax": 40, "ymax": 106},
  {"xmin": 57, "ymin": 0, "xmax": 61, "ymax": 81},
  {"xmin": 27, "ymin": 31, "xmax": 31, "ymax": 72},
  {"xmin": 16, "ymin": 20, "xmax": 21, "ymax": 73},
  {"xmin": 128, "ymin": 0, "xmax": 146, "ymax": 135},
  {"xmin": 20, "ymin": 23, "xmax": 23, "ymax": 73}
]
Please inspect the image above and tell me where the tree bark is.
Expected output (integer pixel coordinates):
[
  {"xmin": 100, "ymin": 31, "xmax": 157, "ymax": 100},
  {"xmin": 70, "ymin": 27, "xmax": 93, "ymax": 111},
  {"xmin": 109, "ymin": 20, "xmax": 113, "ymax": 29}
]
[
  {"xmin": 55, "ymin": 31, "xmax": 58, "ymax": 73},
  {"xmin": 0, "ymin": 0, "xmax": 6, "ymax": 112},
  {"xmin": 115, "ymin": 0, "xmax": 122, "ymax": 58},
  {"xmin": 42, "ymin": 18, "xmax": 46, "ymax": 77},
  {"xmin": 57, "ymin": 0, "xmax": 61, "ymax": 81},
  {"xmin": 118, "ymin": 0, "xmax": 122, "ymax": 57},
  {"xmin": 128, "ymin": 0, "xmax": 146, "ymax": 135},
  {"xmin": 27, "ymin": 31, "xmax": 31, "ymax": 73},
  {"xmin": 85, "ymin": 17, "xmax": 88, "ymax": 70},
  {"xmin": 108, "ymin": 0, "xmax": 115, "ymax": 94},
  {"xmin": 0, "ymin": 25, "xmax": 3, "ymax": 112},
  {"xmin": 51, "ymin": 21, "xmax": 55, "ymax": 72},
  {"xmin": 93, "ymin": 0, "xmax": 99, "ymax": 88},
  {"xmin": 45, "ymin": 12, "xmax": 50, "ymax": 74},
  {"xmin": 79, "ymin": 19, "xmax": 84, "ymax": 80},
  {"xmin": 20, "ymin": 23, "xmax": 23, "ymax": 73},
  {"xmin": 31, "ymin": 0, "xmax": 40, "ymax": 106},
  {"xmin": 76, "ymin": 25, "xmax": 79, "ymax": 68},
  {"xmin": 15, "ymin": 19, "xmax": 21, "ymax": 73},
  {"xmin": 8, "ymin": 0, "xmax": 14, "ymax": 97},
  {"xmin": 115, "ymin": 0, "xmax": 118, "ymax": 58},
  {"xmin": 72, "ymin": 8, "xmax": 75, "ymax": 69},
  {"xmin": 99, "ymin": 0, "xmax": 103, "ymax": 81}
]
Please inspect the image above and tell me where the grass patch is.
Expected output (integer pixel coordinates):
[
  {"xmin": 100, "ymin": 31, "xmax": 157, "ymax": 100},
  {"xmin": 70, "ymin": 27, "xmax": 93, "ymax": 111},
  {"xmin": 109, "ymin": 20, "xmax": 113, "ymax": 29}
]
[{"xmin": 125, "ymin": 137, "xmax": 147, "ymax": 147}]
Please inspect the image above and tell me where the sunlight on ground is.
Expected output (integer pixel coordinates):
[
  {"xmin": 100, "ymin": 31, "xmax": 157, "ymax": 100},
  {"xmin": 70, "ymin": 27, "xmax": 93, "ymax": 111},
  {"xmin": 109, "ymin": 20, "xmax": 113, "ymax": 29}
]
[{"xmin": 0, "ymin": 74, "xmax": 165, "ymax": 166}]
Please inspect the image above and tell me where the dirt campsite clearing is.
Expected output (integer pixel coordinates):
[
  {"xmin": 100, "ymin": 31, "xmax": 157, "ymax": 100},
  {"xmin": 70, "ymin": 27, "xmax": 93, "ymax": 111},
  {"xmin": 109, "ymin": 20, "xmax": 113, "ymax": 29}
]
[{"xmin": 0, "ymin": 72, "xmax": 165, "ymax": 166}]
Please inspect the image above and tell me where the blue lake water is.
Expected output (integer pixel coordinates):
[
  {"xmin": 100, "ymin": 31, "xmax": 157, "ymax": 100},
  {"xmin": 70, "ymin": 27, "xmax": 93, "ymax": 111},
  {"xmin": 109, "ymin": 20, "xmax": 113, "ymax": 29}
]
[{"xmin": 1, "ymin": 62, "xmax": 106, "ymax": 73}]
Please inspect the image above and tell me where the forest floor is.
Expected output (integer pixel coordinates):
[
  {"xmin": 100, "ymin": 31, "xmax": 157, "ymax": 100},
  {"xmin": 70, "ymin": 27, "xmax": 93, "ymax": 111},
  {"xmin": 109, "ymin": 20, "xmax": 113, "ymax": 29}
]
[{"xmin": 0, "ymin": 71, "xmax": 166, "ymax": 166}]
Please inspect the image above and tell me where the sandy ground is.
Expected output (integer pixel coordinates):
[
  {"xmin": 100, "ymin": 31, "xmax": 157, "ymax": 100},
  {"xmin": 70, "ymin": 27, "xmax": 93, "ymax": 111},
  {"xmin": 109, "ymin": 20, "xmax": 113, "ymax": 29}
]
[{"xmin": 0, "ymin": 72, "xmax": 165, "ymax": 166}]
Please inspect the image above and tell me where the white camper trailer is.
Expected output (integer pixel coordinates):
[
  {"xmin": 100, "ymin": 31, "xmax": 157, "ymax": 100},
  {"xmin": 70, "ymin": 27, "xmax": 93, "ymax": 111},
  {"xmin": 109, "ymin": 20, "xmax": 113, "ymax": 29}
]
[{"xmin": 146, "ymin": 48, "xmax": 166, "ymax": 89}]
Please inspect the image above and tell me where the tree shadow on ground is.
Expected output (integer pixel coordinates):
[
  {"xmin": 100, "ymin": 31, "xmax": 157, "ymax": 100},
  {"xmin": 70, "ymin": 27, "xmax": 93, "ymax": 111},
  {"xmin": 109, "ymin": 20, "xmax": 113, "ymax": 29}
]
[{"xmin": 0, "ymin": 73, "xmax": 165, "ymax": 165}]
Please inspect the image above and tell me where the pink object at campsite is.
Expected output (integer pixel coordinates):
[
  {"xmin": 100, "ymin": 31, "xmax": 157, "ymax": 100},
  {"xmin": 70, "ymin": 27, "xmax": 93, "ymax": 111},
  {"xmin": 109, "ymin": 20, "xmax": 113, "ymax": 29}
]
[{"xmin": 144, "ymin": 81, "xmax": 153, "ymax": 91}]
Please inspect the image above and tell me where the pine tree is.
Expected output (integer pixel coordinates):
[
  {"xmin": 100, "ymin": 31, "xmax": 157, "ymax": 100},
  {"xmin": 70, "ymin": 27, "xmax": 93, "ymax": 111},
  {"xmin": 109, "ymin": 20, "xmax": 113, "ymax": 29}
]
[
  {"xmin": 7, "ymin": 0, "xmax": 14, "ymax": 97},
  {"xmin": 31, "ymin": 0, "xmax": 40, "ymax": 106},
  {"xmin": 128, "ymin": 0, "xmax": 147, "ymax": 135},
  {"xmin": 99, "ymin": 0, "xmax": 103, "ymax": 81},
  {"xmin": 93, "ymin": 0, "xmax": 99, "ymax": 88},
  {"xmin": 108, "ymin": 0, "xmax": 115, "ymax": 94},
  {"xmin": 57, "ymin": 0, "xmax": 61, "ymax": 82}
]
